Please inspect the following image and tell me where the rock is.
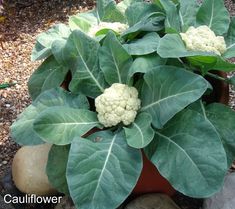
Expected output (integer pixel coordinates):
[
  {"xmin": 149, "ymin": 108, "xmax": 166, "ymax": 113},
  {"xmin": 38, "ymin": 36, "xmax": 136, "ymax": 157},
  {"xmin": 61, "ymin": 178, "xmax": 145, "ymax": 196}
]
[
  {"xmin": 203, "ymin": 172, "xmax": 235, "ymax": 209},
  {"xmin": 125, "ymin": 193, "xmax": 181, "ymax": 209},
  {"xmin": 0, "ymin": 195, "xmax": 15, "ymax": 209},
  {"xmin": 12, "ymin": 143, "xmax": 57, "ymax": 196},
  {"xmin": 54, "ymin": 196, "xmax": 76, "ymax": 209}
]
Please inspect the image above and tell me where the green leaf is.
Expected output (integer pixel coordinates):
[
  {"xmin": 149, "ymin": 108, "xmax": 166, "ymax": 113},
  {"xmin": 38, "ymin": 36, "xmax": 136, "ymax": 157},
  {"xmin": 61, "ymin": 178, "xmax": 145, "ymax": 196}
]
[
  {"xmin": 187, "ymin": 55, "xmax": 235, "ymax": 73},
  {"xmin": 34, "ymin": 87, "xmax": 89, "ymax": 110},
  {"xmin": 46, "ymin": 145, "xmax": 70, "ymax": 194},
  {"xmin": 28, "ymin": 56, "xmax": 69, "ymax": 100},
  {"xmin": 179, "ymin": 0, "xmax": 199, "ymax": 30},
  {"xmin": 67, "ymin": 130, "xmax": 142, "ymax": 209},
  {"xmin": 157, "ymin": 34, "xmax": 213, "ymax": 58},
  {"xmin": 223, "ymin": 17, "xmax": 235, "ymax": 59},
  {"xmin": 31, "ymin": 24, "xmax": 71, "ymax": 61},
  {"xmin": 196, "ymin": 0, "xmax": 230, "ymax": 36},
  {"xmin": 140, "ymin": 66, "xmax": 209, "ymax": 128},
  {"xmin": 10, "ymin": 105, "xmax": 44, "ymax": 145},
  {"xmin": 190, "ymin": 102, "xmax": 235, "ymax": 167},
  {"xmin": 99, "ymin": 31, "xmax": 132, "ymax": 85},
  {"xmin": 63, "ymin": 30, "xmax": 106, "ymax": 98},
  {"xmin": 34, "ymin": 106, "xmax": 101, "ymax": 145},
  {"xmin": 145, "ymin": 109, "xmax": 227, "ymax": 198},
  {"xmin": 69, "ymin": 11, "xmax": 98, "ymax": 32},
  {"xmin": 206, "ymin": 104, "xmax": 235, "ymax": 166},
  {"xmin": 123, "ymin": 32, "xmax": 160, "ymax": 55},
  {"xmin": 125, "ymin": 2, "xmax": 162, "ymax": 26},
  {"xmin": 117, "ymin": 0, "xmax": 143, "ymax": 14},
  {"xmin": 128, "ymin": 53, "xmax": 166, "ymax": 79},
  {"xmin": 159, "ymin": 0, "xmax": 181, "ymax": 32},
  {"xmin": 124, "ymin": 112, "xmax": 154, "ymax": 148},
  {"xmin": 11, "ymin": 88, "xmax": 89, "ymax": 145},
  {"xmin": 96, "ymin": 0, "xmax": 126, "ymax": 23},
  {"xmin": 122, "ymin": 12, "xmax": 165, "ymax": 40}
]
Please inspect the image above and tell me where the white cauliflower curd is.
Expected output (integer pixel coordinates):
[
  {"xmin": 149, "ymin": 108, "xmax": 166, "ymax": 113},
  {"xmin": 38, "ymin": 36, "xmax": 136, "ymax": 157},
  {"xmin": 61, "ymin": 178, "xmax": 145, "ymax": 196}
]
[
  {"xmin": 88, "ymin": 22, "xmax": 128, "ymax": 37},
  {"xmin": 180, "ymin": 26, "xmax": 226, "ymax": 55},
  {"xmin": 95, "ymin": 83, "xmax": 141, "ymax": 127}
]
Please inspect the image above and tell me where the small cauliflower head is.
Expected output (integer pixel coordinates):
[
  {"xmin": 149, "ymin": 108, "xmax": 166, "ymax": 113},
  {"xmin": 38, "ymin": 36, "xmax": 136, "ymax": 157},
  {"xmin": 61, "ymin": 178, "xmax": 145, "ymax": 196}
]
[
  {"xmin": 88, "ymin": 22, "xmax": 128, "ymax": 37},
  {"xmin": 180, "ymin": 26, "xmax": 226, "ymax": 55},
  {"xmin": 95, "ymin": 83, "xmax": 141, "ymax": 127}
]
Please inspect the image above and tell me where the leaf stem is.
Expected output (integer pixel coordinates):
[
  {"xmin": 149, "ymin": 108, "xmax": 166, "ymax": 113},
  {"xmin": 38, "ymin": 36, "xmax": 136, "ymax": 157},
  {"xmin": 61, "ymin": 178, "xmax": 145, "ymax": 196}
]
[{"xmin": 206, "ymin": 72, "xmax": 228, "ymax": 82}]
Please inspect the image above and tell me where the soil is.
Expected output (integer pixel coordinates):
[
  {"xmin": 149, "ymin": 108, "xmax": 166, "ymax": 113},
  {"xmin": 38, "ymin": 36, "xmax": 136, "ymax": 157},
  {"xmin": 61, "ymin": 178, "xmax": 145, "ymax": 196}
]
[{"xmin": 0, "ymin": 0, "xmax": 235, "ymax": 209}]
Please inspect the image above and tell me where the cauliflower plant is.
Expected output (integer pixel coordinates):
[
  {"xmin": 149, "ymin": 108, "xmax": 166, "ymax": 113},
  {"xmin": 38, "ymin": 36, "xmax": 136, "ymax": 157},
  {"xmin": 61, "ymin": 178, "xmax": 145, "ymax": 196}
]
[
  {"xmin": 180, "ymin": 26, "xmax": 226, "ymax": 55},
  {"xmin": 95, "ymin": 83, "xmax": 141, "ymax": 127},
  {"xmin": 88, "ymin": 22, "xmax": 128, "ymax": 37}
]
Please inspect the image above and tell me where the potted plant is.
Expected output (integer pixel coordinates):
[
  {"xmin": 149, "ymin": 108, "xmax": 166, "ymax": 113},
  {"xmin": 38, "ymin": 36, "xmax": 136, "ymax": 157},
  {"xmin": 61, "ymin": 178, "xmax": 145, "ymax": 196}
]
[{"xmin": 11, "ymin": 0, "xmax": 235, "ymax": 208}]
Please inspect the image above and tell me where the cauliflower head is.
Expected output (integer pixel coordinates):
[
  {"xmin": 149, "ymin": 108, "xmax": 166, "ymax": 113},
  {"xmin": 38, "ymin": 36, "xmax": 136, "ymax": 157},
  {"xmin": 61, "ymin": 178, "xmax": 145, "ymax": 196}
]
[
  {"xmin": 88, "ymin": 22, "xmax": 128, "ymax": 37},
  {"xmin": 95, "ymin": 83, "xmax": 141, "ymax": 127},
  {"xmin": 180, "ymin": 26, "xmax": 226, "ymax": 55}
]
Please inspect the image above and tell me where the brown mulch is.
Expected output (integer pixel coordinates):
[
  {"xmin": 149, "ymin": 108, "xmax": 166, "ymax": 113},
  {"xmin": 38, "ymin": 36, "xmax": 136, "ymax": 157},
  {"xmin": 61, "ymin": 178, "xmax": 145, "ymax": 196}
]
[{"xmin": 0, "ymin": 0, "xmax": 234, "ymax": 209}]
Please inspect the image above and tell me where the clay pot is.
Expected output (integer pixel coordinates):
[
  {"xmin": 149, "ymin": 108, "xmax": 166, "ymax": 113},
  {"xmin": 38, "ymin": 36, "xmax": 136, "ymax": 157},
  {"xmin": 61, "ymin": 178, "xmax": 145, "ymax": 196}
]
[
  {"xmin": 132, "ymin": 152, "xmax": 175, "ymax": 196},
  {"xmin": 204, "ymin": 71, "xmax": 229, "ymax": 105}
]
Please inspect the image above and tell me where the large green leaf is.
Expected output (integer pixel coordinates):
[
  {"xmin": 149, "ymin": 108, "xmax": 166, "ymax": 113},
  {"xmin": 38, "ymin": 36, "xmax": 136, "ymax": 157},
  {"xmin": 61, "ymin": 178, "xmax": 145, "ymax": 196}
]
[
  {"xmin": 196, "ymin": 0, "xmax": 230, "ymax": 36},
  {"xmin": 99, "ymin": 32, "xmax": 132, "ymax": 85},
  {"xmin": 122, "ymin": 12, "xmax": 165, "ymax": 39},
  {"xmin": 69, "ymin": 11, "xmax": 98, "ymax": 32},
  {"xmin": 145, "ymin": 109, "xmax": 227, "ymax": 198},
  {"xmin": 128, "ymin": 53, "xmax": 166, "ymax": 80},
  {"xmin": 11, "ymin": 88, "xmax": 89, "ymax": 145},
  {"xmin": 224, "ymin": 17, "xmax": 235, "ymax": 59},
  {"xmin": 34, "ymin": 87, "xmax": 89, "ymax": 110},
  {"xmin": 47, "ymin": 145, "xmax": 70, "ymax": 194},
  {"xmin": 125, "ymin": 2, "xmax": 161, "ymax": 26},
  {"xmin": 63, "ymin": 30, "xmax": 106, "ymax": 98},
  {"xmin": 190, "ymin": 102, "xmax": 235, "ymax": 167},
  {"xmin": 140, "ymin": 66, "xmax": 209, "ymax": 128},
  {"xmin": 28, "ymin": 56, "xmax": 69, "ymax": 100},
  {"xmin": 34, "ymin": 106, "xmax": 101, "ymax": 145},
  {"xmin": 67, "ymin": 131, "xmax": 142, "ymax": 209},
  {"xmin": 124, "ymin": 112, "xmax": 154, "ymax": 148},
  {"xmin": 31, "ymin": 24, "xmax": 71, "ymax": 61},
  {"xmin": 123, "ymin": 32, "xmax": 160, "ymax": 55},
  {"xmin": 179, "ymin": 0, "xmax": 199, "ymax": 30},
  {"xmin": 10, "ymin": 105, "xmax": 44, "ymax": 145},
  {"xmin": 159, "ymin": 0, "xmax": 181, "ymax": 32},
  {"xmin": 96, "ymin": 0, "xmax": 126, "ymax": 23},
  {"xmin": 206, "ymin": 104, "xmax": 235, "ymax": 167}
]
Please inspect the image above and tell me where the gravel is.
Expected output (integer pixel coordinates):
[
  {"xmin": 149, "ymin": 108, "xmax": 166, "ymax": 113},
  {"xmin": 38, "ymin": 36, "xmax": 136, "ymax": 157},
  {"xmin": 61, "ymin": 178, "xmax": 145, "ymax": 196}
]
[{"xmin": 0, "ymin": 0, "xmax": 235, "ymax": 209}]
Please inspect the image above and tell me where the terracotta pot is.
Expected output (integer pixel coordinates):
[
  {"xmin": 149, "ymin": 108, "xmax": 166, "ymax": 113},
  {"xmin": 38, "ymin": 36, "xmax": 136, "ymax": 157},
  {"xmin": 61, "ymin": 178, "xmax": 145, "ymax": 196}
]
[{"xmin": 132, "ymin": 152, "xmax": 175, "ymax": 196}]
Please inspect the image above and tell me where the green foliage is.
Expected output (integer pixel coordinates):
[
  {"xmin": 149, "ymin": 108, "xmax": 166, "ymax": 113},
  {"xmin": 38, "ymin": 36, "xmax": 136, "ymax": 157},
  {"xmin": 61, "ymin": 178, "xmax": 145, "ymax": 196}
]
[
  {"xmin": 145, "ymin": 109, "xmax": 227, "ymax": 197},
  {"xmin": 140, "ymin": 66, "xmax": 209, "ymax": 128},
  {"xmin": 196, "ymin": 0, "xmax": 230, "ymax": 35},
  {"xmin": 67, "ymin": 131, "xmax": 142, "ymax": 209},
  {"xmin": 10, "ymin": 0, "xmax": 235, "ymax": 208},
  {"xmin": 99, "ymin": 31, "xmax": 133, "ymax": 84}
]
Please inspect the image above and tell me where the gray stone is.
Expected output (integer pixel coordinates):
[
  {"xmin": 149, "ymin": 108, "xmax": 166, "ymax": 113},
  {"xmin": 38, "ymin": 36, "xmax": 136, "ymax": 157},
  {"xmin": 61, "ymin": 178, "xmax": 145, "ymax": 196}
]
[
  {"xmin": 125, "ymin": 193, "xmax": 181, "ymax": 209},
  {"xmin": 0, "ymin": 195, "xmax": 15, "ymax": 209},
  {"xmin": 54, "ymin": 196, "xmax": 76, "ymax": 209},
  {"xmin": 203, "ymin": 172, "xmax": 235, "ymax": 209}
]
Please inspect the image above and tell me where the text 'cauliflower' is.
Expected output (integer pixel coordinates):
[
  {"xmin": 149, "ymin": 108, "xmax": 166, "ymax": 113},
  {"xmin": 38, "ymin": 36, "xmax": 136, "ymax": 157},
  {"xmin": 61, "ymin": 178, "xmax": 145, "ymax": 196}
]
[
  {"xmin": 95, "ymin": 83, "xmax": 141, "ymax": 127},
  {"xmin": 180, "ymin": 26, "xmax": 226, "ymax": 55}
]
